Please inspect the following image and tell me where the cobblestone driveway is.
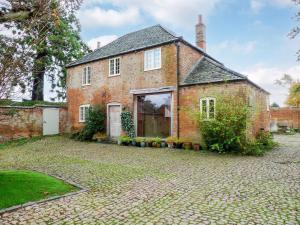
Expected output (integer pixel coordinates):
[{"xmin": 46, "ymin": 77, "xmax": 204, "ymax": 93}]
[{"xmin": 0, "ymin": 135, "xmax": 299, "ymax": 224}]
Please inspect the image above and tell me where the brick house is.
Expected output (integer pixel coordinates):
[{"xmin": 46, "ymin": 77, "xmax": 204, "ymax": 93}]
[{"xmin": 66, "ymin": 16, "xmax": 270, "ymax": 141}]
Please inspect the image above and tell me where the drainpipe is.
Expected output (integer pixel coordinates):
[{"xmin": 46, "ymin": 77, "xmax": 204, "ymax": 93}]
[{"xmin": 175, "ymin": 41, "xmax": 180, "ymax": 139}]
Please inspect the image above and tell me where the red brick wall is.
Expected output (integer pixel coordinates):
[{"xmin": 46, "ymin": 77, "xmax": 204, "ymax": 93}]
[
  {"xmin": 67, "ymin": 43, "xmax": 179, "ymax": 135},
  {"xmin": 270, "ymin": 107, "xmax": 300, "ymax": 128},
  {"xmin": 179, "ymin": 81, "xmax": 270, "ymax": 142},
  {"xmin": 0, "ymin": 106, "xmax": 68, "ymax": 141}
]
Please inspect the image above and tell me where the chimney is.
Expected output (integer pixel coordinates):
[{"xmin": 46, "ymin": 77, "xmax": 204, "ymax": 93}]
[
  {"xmin": 195, "ymin": 15, "xmax": 206, "ymax": 51},
  {"xmin": 97, "ymin": 41, "xmax": 101, "ymax": 49}
]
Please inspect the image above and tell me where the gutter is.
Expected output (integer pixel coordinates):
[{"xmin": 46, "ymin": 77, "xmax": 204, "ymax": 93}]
[{"xmin": 176, "ymin": 41, "xmax": 180, "ymax": 139}]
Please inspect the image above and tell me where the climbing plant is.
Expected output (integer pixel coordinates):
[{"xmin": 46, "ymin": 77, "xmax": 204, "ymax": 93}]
[{"xmin": 121, "ymin": 111, "xmax": 135, "ymax": 138}]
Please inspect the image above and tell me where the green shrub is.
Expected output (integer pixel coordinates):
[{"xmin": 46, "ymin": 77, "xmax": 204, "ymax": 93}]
[
  {"xmin": 121, "ymin": 111, "xmax": 135, "ymax": 138},
  {"xmin": 74, "ymin": 105, "xmax": 106, "ymax": 141},
  {"xmin": 198, "ymin": 94, "xmax": 250, "ymax": 154},
  {"xmin": 197, "ymin": 93, "xmax": 276, "ymax": 156}
]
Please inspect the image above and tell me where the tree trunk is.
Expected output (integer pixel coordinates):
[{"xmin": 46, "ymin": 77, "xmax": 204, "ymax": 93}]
[{"xmin": 31, "ymin": 51, "xmax": 46, "ymax": 101}]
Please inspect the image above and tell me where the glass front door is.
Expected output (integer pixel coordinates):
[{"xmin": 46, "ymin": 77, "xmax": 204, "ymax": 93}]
[{"xmin": 137, "ymin": 93, "xmax": 171, "ymax": 138}]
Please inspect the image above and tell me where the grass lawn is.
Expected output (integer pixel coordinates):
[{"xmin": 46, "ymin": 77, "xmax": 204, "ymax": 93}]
[{"xmin": 0, "ymin": 170, "xmax": 77, "ymax": 210}]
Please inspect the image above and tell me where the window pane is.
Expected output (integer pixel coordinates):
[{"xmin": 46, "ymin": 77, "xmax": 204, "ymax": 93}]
[
  {"xmin": 209, "ymin": 99, "xmax": 215, "ymax": 119},
  {"xmin": 83, "ymin": 68, "xmax": 87, "ymax": 84},
  {"xmin": 115, "ymin": 58, "xmax": 120, "ymax": 74},
  {"xmin": 201, "ymin": 100, "xmax": 207, "ymax": 119},
  {"xmin": 110, "ymin": 59, "xmax": 115, "ymax": 75},
  {"xmin": 80, "ymin": 107, "xmax": 84, "ymax": 121},
  {"xmin": 87, "ymin": 67, "xmax": 91, "ymax": 84},
  {"xmin": 137, "ymin": 93, "xmax": 171, "ymax": 138},
  {"xmin": 84, "ymin": 107, "xmax": 89, "ymax": 121}
]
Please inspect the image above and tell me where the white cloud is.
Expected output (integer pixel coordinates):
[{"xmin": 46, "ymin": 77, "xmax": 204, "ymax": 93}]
[
  {"xmin": 212, "ymin": 40, "xmax": 257, "ymax": 55},
  {"xmin": 79, "ymin": 0, "xmax": 222, "ymax": 28},
  {"xmin": 78, "ymin": 6, "xmax": 140, "ymax": 28},
  {"xmin": 243, "ymin": 65, "xmax": 300, "ymax": 106},
  {"xmin": 87, "ymin": 35, "xmax": 118, "ymax": 50},
  {"xmin": 250, "ymin": 0, "xmax": 294, "ymax": 12}
]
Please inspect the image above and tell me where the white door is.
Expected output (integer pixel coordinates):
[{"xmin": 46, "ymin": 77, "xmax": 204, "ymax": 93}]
[
  {"xmin": 109, "ymin": 105, "xmax": 121, "ymax": 138},
  {"xmin": 43, "ymin": 108, "xmax": 59, "ymax": 136}
]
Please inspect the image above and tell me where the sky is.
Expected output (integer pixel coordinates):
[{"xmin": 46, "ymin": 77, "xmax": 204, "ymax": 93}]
[{"xmin": 55, "ymin": 0, "xmax": 299, "ymax": 105}]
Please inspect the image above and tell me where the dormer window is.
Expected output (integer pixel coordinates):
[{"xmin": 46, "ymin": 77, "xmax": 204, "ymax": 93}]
[
  {"xmin": 144, "ymin": 48, "xmax": 161, "ymax": 71},
  {"xmin": 82, "ymin": 66, "xmax": 91, "ymax": 85},
  {"xmin": 109, "ymin": 57, "xmax": 120, "ymax": 76}
]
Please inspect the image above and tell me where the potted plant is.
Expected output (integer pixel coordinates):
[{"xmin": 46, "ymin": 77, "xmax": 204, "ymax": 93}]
[
  {"xmin": 161, "ymin": 140, "xmax": 166, "ymax": 148},
  {"xmin": 119, "ymin": 135, "xmax": 131, "ymax": 146},
  {"xmin": 193, "ymin": 143, "xmax": 201, "ymax": 151},
  {"xmin": 135, "ymin": 137, "xmax": 142, "ymax": 147},
  {"xmin": 152, "ymin": 137, "xmax": 161, "ymax": 148},
  {"xmin": 175, "ymin": 138, "xmax": 183, "ymax": 149},
  {"xmin": 140, "ymin": 138, "xmax": 146, "ymax": 148},
  {"xmin": 182, "ymin": 138, "xmax": 193, "ymax": 150},
  {"xmin": 131, "ymin": 138, "xmax": 137, "ymax": 146},
  {"xmin": 146, "ymin": 138, "xmax": 155, "ymax": 147},
  {"xmin": 166, "ymin": 136, "xmax": 177, "ymax": 148}
]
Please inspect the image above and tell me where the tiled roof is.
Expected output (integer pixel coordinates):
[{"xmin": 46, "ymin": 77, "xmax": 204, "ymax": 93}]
[
  {"xmin": 67, "ymin": 25, "xmax": 179, "ymax": 67},
  {"xmin": 182, "ymin": 57, "xmax": 247, "ymax": 85}
]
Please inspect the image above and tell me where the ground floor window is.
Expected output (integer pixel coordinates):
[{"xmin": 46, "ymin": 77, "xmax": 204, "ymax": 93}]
[
  {"xmin": 79, "ymin": 104, "xmax": 90, "ymax": 122},
  {"xmin": 200, "ymin": 97, "xmax": 216, "ymax": 120},
  {"xmin": 137, "ymin": 93, "xmax": 171, "ymax": 137}
]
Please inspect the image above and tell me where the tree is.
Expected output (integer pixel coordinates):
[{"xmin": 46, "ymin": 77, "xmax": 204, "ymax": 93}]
[
  {"xmin": 271, "ymin": 102, "xmax": 280, "ymax": 108},
  {"xmin": 276, "ymin": 74, "xmax": 300, "ymax": 107},
  {"xmin": 0, "ymin": 0, "xmax": 90, "ymax": 101},
  {"xmin": 289, "ymin": 0, "xmax": 300, "ymax": 60}
]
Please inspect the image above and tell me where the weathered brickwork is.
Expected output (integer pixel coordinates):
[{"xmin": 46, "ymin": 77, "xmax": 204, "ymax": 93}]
[
  {"xmin": 67, "ymin": 44, "xmax": 179, "ymax": 135},
  {"xmin": 0, "ymin": 106, "xmax": 68, "ymax": 141},
  {"xmin": 271, "ymin": 107, "xmax": 300, "ymax": 128},
  {"xmin": 179, "ymin": 81, "xmax": 270, "ymax": 142}
]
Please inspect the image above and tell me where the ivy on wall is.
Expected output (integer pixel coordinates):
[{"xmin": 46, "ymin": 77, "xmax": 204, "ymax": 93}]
[{"xmin": 121, "ymin": 111, "xmax": 135, "ymax": 138}]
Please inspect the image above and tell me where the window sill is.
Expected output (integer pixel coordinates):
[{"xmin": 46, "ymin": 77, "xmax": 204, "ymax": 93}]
[
  {"xmin": 82, "ymin": 84, "xmax": 91, "ymax": 87},
  {"xmin": 144, "ymin": 67, "xmax": 161, "ymax": 72},
  {"xmin": 108, "ymin": 74, "xmax": 121, "ymax": 77}
]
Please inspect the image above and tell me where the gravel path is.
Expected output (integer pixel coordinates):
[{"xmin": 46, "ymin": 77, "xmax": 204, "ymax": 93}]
[{"xmin": 0, "ymin": 134, "xmax": 299, "ymax": 224}]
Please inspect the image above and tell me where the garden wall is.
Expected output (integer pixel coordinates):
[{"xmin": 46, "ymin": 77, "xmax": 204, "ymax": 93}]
[
  {"xmin": 0, "ymin": 105, "xmax": 68, "ymax": 142},
  {"xmin": 270, "ymin": 107, "xmax": 300, "ymax": 129}
]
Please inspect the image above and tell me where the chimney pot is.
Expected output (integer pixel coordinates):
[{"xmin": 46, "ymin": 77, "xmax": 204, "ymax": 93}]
[
  {"xmin": 195, "ymin": 14, "xmax": 206, "ymax": 52},
  {"xmin": 97, "ymin": 41, "xmax": 101, "ymax": 49}
]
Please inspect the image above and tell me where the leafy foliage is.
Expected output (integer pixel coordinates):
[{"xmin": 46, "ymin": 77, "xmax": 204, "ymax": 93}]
[
  {"xmin": 276, "ymin": 74, "xmax": 300, "ymax": 107},
  {"xmin": 73, "ymin": 106, "xmax": 106, "ymax": 141},
  {"xmin": 198, "ymin": 94, "xmax": 250, "ymax": 153},
  {"xmin": 121, "ymin": 111, "xmax": 135, "ymax": 138},
  {"xmin": 197, "ymin": 93, "xmax": 275, "ymax": 156},
  {"xmin": 0, "ymin": 0, "xmax": 90, "ymax": 100}
]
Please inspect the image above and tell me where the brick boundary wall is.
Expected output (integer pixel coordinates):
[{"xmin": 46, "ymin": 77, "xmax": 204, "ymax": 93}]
[
  {"xmin": 270, "ymin": 107, "xmax": 300, "ymax": 129},
  {"xmin": 0, "ymin": 105, "xmax": 68, "ymax": 142}
]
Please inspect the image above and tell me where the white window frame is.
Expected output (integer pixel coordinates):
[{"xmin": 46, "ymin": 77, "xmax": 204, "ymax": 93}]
[
  {"xmin": 79, "ymin": 104, "xmax": 90, "ymax": 123},
  {"xmin": 144, "ymin": 48, "xmax": 161, "ymax": 71},
  {"xmin": 200, "ymin": 97, "xmax": 216, "ymax": 120},
  {"xmin": 109, "ymin": 57, "xmax": 120, "ymax": 77},
  {"xmin": 82, "ymin": 66, "xmax": 91, "ymax": 86},
  {"xmin": 266, "ymin": 96, "xmax": 270, "ymax": 111}
]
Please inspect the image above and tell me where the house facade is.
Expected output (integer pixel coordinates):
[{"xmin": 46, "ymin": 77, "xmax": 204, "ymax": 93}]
[{"xmin": 66, "ymin": 16, "xmax": 270, "ymax": 141}]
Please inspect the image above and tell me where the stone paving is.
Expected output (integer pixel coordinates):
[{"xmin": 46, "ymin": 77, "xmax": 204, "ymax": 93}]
[{"xmin": 0, "ymin": 134, "xmax": 299, "ymax": 224}]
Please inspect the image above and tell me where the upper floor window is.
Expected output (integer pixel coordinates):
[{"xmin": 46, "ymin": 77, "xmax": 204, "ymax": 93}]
[
  {"xmin": 79, "ymin": 104, "xmax": 90, "ymax": 122},
  {"xmin": 109, "ymin": 57, "xmax": 120, "ymax": 76},
  {"xmin": 144, "ymin": 48, "xmax": 161, "ymax": 71},
  {"xmin": 82, "ymin": 66, "xmax": 91, "ymax": 85},
  {"xmin": 200, "ymin": 97, "xmax": 216, "ymax": 120}
]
